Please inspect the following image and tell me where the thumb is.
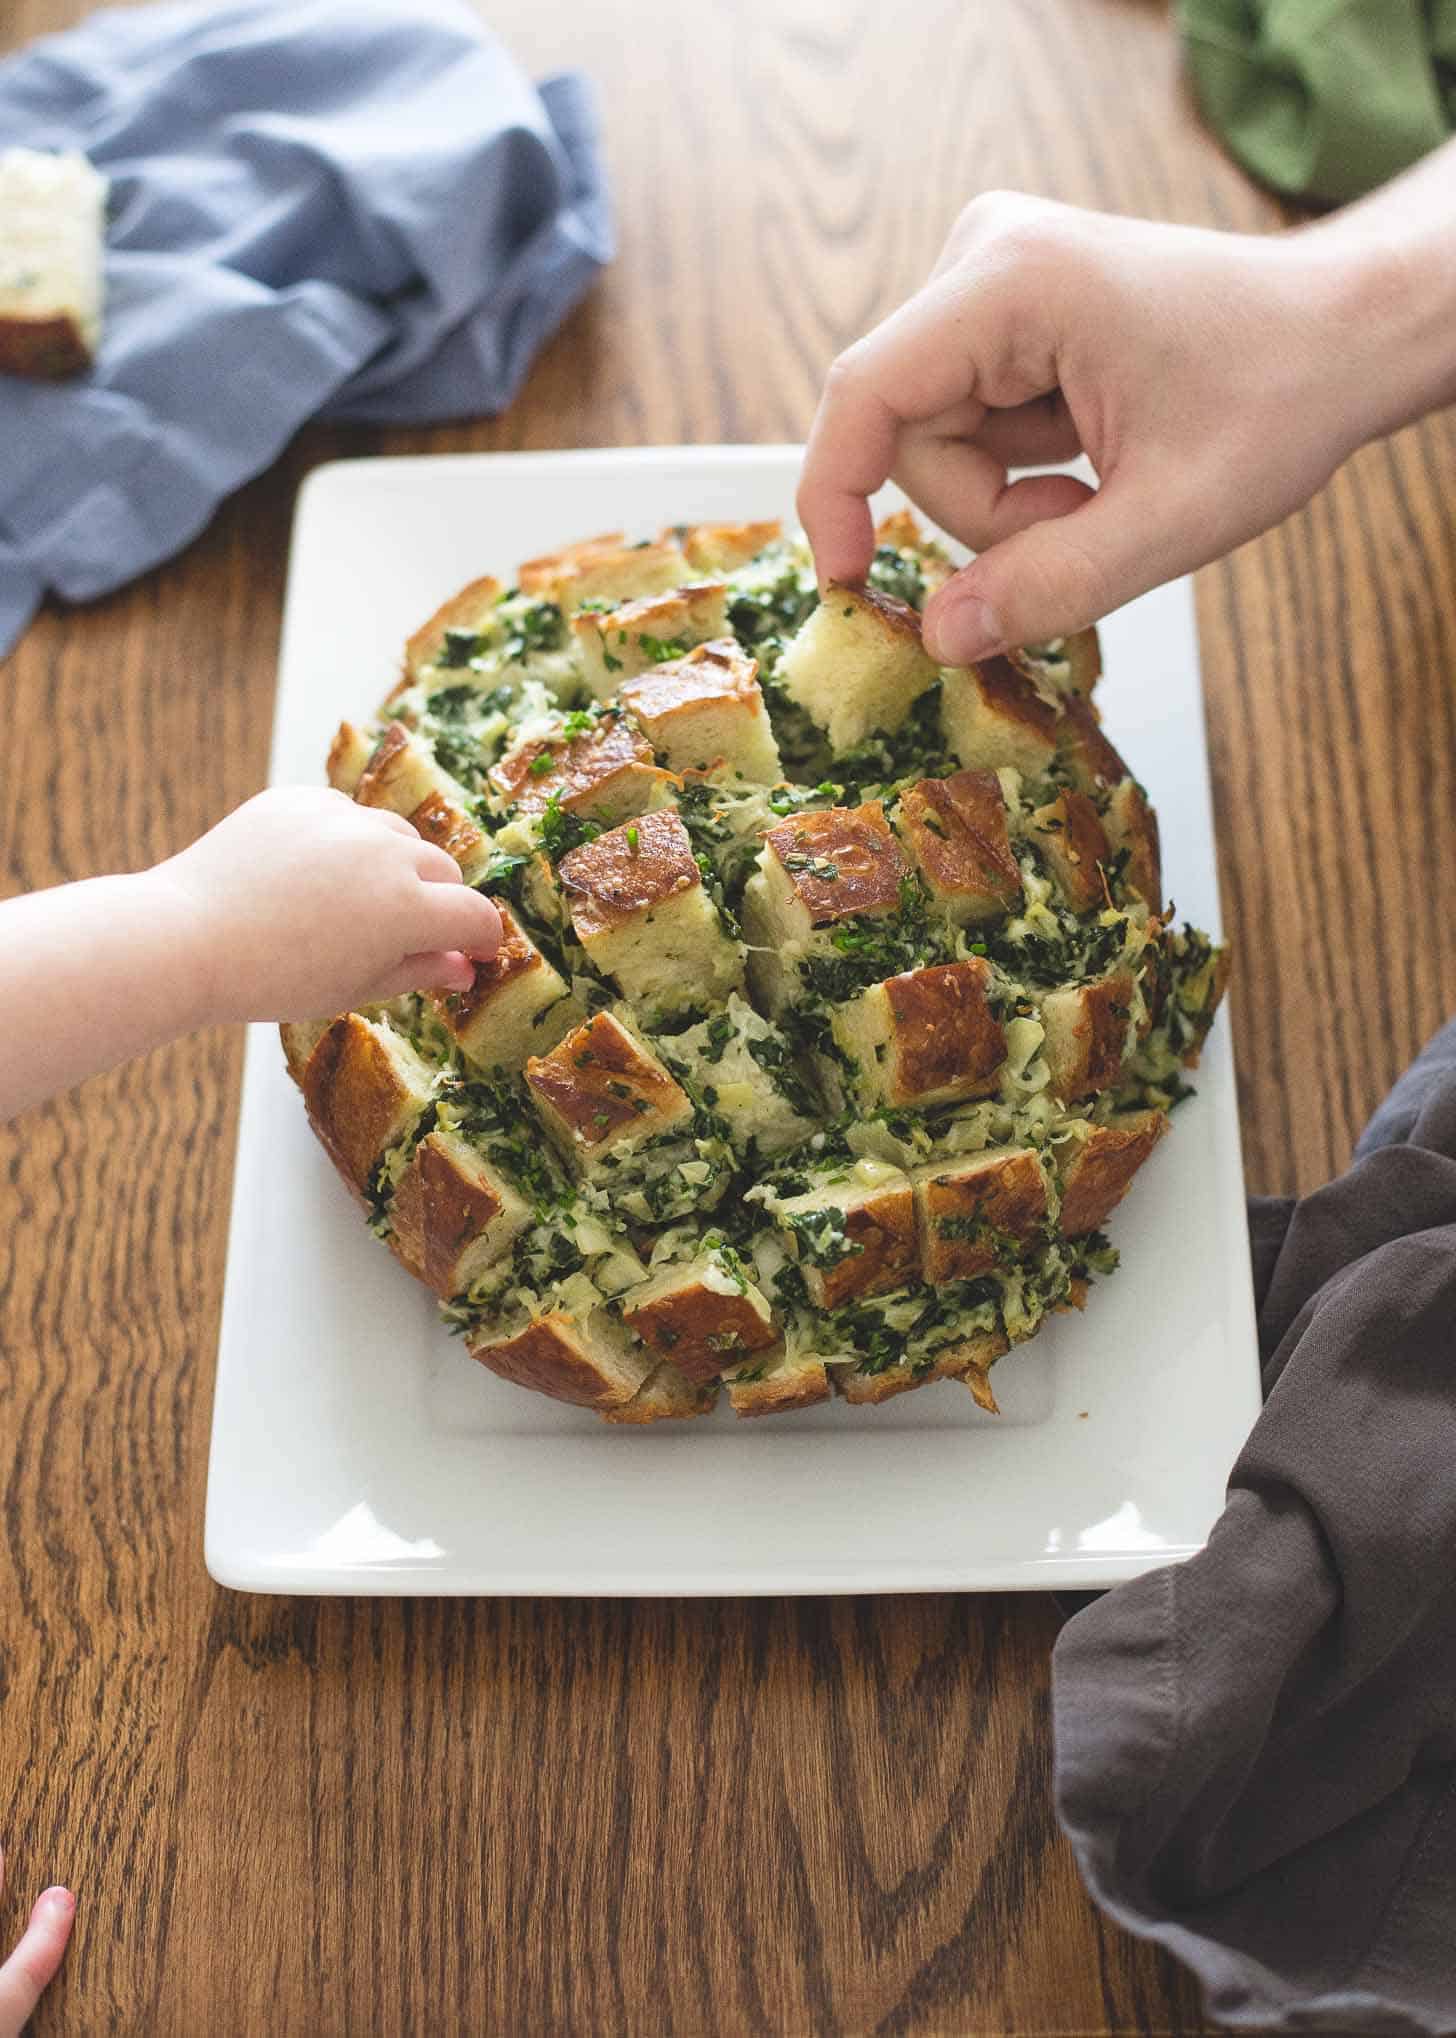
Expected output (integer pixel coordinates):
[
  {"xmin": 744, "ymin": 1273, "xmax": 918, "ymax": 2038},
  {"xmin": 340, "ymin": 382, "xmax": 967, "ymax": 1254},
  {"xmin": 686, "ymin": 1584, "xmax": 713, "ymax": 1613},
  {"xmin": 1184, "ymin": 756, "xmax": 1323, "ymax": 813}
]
[
  {"xmin": 367, "ymin": 950, "xmax": 478, "ymax": 1003},
  {"xmin": 922, "ymin": 477, "xmax": 1169, "ymax": 664}
]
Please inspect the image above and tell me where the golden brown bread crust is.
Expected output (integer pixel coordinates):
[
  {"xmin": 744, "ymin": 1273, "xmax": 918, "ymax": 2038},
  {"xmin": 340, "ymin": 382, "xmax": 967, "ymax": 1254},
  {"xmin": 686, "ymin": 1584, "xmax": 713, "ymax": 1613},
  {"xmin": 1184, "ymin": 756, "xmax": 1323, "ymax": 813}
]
[
  {"xmin": 873, "ymin": 508, "xmax": 923, "ymax": 551},
  {"xmin": 279, "ymin": 1017, "xmax": 336, "ymax": 1086},
  {"xmin": 326, "ymin": 721, "xmax": 372, "ymax": 795},
  {"xmin": 897, "ymin": 770, "xmax": 1022, "ymax": 919},
  {"xmin": 525, "ymin": 1011, "xmax": 688, "ymax": 1150},
  {"xmin": 882, "ymin": 960, "xmax": 1006, "ymax": 1103},
  {"xmin": 557, "ymin": 809, "xmax": 700, "ymax": 937},
  {"xmin": 1029, "ymin": 788, "xmax": 1111, "ymax": 913},
  {"xmin": 298, "ymin": 1015, "xmax": 433, "ymax": 1199},
  {"xmin": 518, "ymin": 533, "xmax": 688, "ymax": 609},
  {"xmin": 763, "ymin": 802, "xmax": 906, "ymax": 926},
  {"xmin": 728, "ymin": 1354, "xmax": 830, "ymax": 1417},
  {"xmin": 403, "ymin": 574, "xmax": 500, "ymax": 677},
  {"xmin": 387, "ymin": 1130, "xmax": 506, "ymax": 1298},
  {"xmin": 433, "ymin": 903, "xmax": 543, "ymax": 1014},
  {"xmin": 622, "ymin": 1286, "xmax": 780, "ymax": 1384},
  {"xmin": 489, "ymin": 709, "xmax": 657, "ymax": 818},
  {"xmin": 1058, "ymin": 1110, "xmax": 1169, "ymax": 1236},
  {"xmin": 407, "ymin": 788, "xmax": 489, "ymax": 871},
  {"xmin": 915, "ymin": 1147, "xmax": 1048, "ymax": 1283},
  {"xmin": 824, "ymin": 578, "xmax": 929, "ymax": 647},
  {"xmin": 619, "ymin": 639, "xmax": 759, "ymax": 722},
  {"xmin": 672, "ymin": 519, "xmax": 781, "ymax": 572},
  {"xmin": 0, "ymin": 312, "xmax": 92, "ymax": 378},
  {"xmin": 814, "ymin": 1185, "xmax": 919, "ymax": 1308},
  {"xmin": 958, "ymin": 1331, "xmax": 1012, "ymax": 1412},
  {"xmin": 1058, "ymin": 696, "xmax": 1130, "ymax": 790},
  {"xmin": 354, "ymin": 722, "xmax": 413, "ymax": 806},
  {"xmin": 601, "ymin": 1363, "xmax": 718, "ymax": 1424},
  {"xmin": 972, "ymin": 656, "xmax": 1060, "ymax": 742},
  {"xmin": 836, "ymin": 1330, "xmax": 1009, "ymax": 1406},
  {"xmin": 517, "ymin": 531, "xmax": 622, "ymax": 591},
  {"xmin": 1042, "ymin": 969, "xmax": 1137, "ymax": 1099},
  {"xmin": 469, "ymin": 1313, "xmax": 649, "ymax": 1409}
]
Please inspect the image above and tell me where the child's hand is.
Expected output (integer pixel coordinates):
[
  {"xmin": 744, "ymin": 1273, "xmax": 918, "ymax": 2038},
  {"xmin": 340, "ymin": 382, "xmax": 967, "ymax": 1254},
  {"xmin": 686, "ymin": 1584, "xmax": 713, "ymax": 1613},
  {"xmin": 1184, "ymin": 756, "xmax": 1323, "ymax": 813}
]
[
  {"xmin": 157, "ymin": 787, "xmax": 502, "ymax": 1023},
  {"xmin": 0, "ymin": 1850, "xmax": 73, "ymax": 2038},
  {"xmin": 797, "ymin": 192, "xmax": 1383, "ymax": 663}
]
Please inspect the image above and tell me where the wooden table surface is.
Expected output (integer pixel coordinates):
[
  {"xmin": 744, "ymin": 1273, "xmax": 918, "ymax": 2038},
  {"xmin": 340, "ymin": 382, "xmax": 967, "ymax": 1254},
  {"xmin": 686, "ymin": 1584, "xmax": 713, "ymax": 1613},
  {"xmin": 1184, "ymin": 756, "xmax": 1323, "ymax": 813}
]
[{"xmin": 4, "ymin": 0, "xmax": 1455, "ymax": 2031}]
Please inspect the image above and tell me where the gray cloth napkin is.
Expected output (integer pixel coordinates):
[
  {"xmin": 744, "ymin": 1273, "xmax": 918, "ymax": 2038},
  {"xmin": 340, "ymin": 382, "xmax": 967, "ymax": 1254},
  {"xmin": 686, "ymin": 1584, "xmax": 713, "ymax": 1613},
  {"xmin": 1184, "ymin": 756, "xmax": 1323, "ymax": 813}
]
[
  {"xmin": 0, "ymin": 0, "xmax": 614, "ymax": 657},
  {"xmin": 1054, "ymin": 1017, "xmax": 1456, "ymax": 2033}
]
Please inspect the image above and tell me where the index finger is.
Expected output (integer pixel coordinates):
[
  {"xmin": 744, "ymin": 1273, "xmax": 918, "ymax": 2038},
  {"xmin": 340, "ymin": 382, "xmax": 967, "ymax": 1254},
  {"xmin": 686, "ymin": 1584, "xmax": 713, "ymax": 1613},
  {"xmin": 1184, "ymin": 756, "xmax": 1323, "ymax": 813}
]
[
  {"xmin": 0, "ymin": 1884, "xmax": 74, "ymax": 2037},
  {"xmin": 797, "ymin": 261, "xmax": 1060, "ymax": 586},
  {"xmin": 797, "ymin": 275, "xmax": 991, "ymax": 585}
]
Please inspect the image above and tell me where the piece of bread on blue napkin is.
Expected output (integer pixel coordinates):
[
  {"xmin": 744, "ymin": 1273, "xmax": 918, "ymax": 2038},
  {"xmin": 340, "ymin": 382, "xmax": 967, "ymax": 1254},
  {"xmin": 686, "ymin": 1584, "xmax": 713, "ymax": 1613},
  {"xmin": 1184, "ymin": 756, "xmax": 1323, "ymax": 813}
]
[{"xmin": 0, "ymin": 147, "xmax": 107, "ymax": 378}]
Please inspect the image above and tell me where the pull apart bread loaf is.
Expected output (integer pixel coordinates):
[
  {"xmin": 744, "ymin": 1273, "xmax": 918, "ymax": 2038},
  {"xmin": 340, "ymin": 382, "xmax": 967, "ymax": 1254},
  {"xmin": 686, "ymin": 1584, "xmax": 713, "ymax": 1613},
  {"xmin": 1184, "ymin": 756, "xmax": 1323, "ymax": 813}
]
[{"xmin": 285, "ymin": 515, "xmax": 1228, "ymax": 1421}]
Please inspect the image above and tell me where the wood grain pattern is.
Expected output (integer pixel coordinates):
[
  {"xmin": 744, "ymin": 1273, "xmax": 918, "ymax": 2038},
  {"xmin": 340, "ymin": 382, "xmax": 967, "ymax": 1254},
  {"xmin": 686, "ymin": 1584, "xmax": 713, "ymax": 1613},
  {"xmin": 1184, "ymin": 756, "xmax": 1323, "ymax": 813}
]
[{"xmin": 2, "ymin": 0, "xmax": 1452, "ymax": 2030}]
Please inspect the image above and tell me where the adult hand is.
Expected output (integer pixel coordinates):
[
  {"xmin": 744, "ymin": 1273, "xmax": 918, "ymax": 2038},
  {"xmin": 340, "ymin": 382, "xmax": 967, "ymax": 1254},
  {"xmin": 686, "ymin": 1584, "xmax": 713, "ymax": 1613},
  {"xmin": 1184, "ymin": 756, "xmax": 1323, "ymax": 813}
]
[{"xmin": 798, "ymin": 190, "xmax": 1396, "ymax": 664}]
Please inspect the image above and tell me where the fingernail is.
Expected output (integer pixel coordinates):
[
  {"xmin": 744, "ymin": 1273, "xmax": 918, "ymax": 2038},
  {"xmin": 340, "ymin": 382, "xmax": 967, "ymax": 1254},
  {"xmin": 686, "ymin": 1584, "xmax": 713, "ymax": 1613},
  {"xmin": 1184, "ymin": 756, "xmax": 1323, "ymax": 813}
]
[
  {"xmin": 926, "ymin": 595, "xmax": 1004, "ymax": 668},
  {"xmin": 40, "ymin": 1887, "xmax": 74, "ymax": 1914}
]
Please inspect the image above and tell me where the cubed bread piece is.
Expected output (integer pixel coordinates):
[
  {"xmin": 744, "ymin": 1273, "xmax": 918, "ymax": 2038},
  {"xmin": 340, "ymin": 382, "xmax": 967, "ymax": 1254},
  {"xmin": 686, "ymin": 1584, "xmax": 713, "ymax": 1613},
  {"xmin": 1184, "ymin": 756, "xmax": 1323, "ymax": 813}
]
[
  {"xmin": 1057, "ymin": 1110, "xmax": 1169, "ymax": 1236},
  {"xmin": 426, "ymin": 905, "xmax": 577, "ymax": 1073},
  {"xmin": 1040, "ymin": 970, "xmax": 1137, "ymax": 1099},
  {"xmin": 756, "ymin": 803, "xmax": 907, "ymax": 934},
  {"xmin": 295, "ymin": 1014, "xmax": 438, "ymax": 1200},
  {"xmin": 0, "ymin": 148, "xmax": 107, "ymax": 378},
  {"xmin": 1104, "ymin": 777, "xmax": 1162, "ymax": 911},
  {"xmin": 619, "ymin": 639, "xmax": 782, "ymax": 782},
  {"xmin": 572, "ymin": 582, "xmax": 730, "ymax": 698},
  {"xmin": 600, "ymin": 1363, "xmax": 719, "ymax": 1424},
  {"xmin": 672, "ymin": 519, "xmax": 782, "ymax": 572},
  {"xmin": 1028, "ymin": 788, "xmax": 1111, "ymax": 912},
  {"xmin": 777, "ymin": 583, "xmax": 939, "ymax": 752},
  {"xmin": 895, "ymin": 770, "xmax": 1022, "ymax": 925},
  {"xmin": 941, "ymin": 657, "xmax": 1059, "ymax": 777},
  {"xmin": 525, "ymin": 1011, "xmax": 694, "ymax": 1171},
  {"xmin": 727, "ymin": 1347, "xmax": 830, "ymax": 1418},
  {"xmin": 518, "ymin": 532, "xmax": 690, "ymax": 611},
  {"xmin": 557, "ymin": 810, "xmax": 744, "ymax": 1015},
  {"xmin": 469, "ymin": 1308, "xmax": 655, "ymax": 1410},
  {"xmin": 403, "ymin": 574, "xmax": 501, "ymax": 680},
  {"xmin": 279, "ymin": 1017, "xmax": 335, "ymax": 1086},
  {"xmin": 407, "ymin": 789, "xmax": 494, "ymax": 880},
  {"xmin": 1056, "ymin": 696, "xmax": 1130, "ymax": 791},
  {"xmin": 832, "ymin": 960, "xmax": 1007, "ymax": 1111},
  {"xmin": 327, "ymin": 721, "xmax": 374, "ymax": 795},
  {"xmin": 354, "ymin": 722, "xmax": 492, "ymax": 882},
  {"xmin": 621, "ymin": 1257, "xmax": 780, "ymax": 1384},
  {"xmin": 388, "ymin": 1127, "xmax": 532, "ymax": 1298},
  {"xmin": 913, "ymin": 1147, "xmax": 1049, "ymax": 1284},
  {"xmin": 489, "ymin": 708, "xmax": 660, "ymax": 823},
  {"xmin": 774, "ymin": 1171, "xmax": 918, "ymax": 1307},
  {"xmin": 742, "ymin": 803, "xmax": 908, "ymax": 1014}
]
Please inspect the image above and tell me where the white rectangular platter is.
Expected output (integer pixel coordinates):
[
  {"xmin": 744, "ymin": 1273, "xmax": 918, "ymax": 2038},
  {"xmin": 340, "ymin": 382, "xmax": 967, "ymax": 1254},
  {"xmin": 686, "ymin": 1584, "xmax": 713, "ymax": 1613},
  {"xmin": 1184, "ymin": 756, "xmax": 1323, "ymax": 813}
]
[{"xmin": 204, "ymin": 445, "xmax": 1260, "ymax": 1596}]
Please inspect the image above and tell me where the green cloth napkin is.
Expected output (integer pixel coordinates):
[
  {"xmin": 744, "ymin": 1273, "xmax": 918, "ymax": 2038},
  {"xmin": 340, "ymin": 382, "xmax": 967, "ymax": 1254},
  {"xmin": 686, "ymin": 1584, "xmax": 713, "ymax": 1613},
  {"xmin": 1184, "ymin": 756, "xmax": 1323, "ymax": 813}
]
[{"xmin": 1179, "ymin": 0, "xmax": 1456, "ymax": 203}]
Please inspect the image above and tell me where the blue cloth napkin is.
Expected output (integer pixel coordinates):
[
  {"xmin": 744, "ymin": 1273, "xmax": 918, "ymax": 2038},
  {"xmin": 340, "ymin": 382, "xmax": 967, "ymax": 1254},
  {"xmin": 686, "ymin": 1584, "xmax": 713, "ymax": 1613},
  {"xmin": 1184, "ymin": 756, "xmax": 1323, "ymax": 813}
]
[{"xmin": 0, "ymin": 0, "xmax": 614, "ymax": 657}]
